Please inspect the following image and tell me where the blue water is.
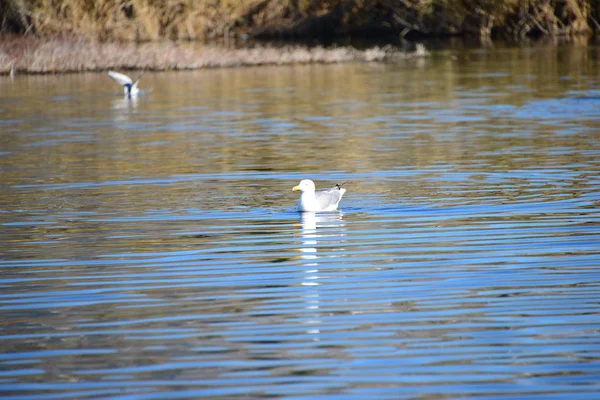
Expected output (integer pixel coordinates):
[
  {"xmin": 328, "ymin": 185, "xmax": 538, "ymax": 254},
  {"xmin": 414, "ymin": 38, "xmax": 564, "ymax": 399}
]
[{"xmin": 1, "ymin": 44, "xmax": 600, "ymax": 399}]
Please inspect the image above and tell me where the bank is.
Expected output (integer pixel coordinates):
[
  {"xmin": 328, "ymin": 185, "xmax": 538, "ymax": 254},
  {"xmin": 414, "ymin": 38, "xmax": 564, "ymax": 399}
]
[{"xmin": 0, "ymin": 0, "xmax": 597, "ymax": 74}]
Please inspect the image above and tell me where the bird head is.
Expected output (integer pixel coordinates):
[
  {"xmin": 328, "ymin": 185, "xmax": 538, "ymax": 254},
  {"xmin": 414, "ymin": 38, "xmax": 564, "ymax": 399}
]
[{"xmin": 292, "ymin": 179, "xmax": 316, "ymax": 193}]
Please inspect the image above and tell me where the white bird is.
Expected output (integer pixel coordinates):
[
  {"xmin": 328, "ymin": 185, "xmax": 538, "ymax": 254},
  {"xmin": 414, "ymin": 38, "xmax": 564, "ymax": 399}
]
[
  {"xmin": 292, "ymin": 179, "xmax": 347, "ymax": 212},
  {"xmin": 107, "ymin": 71, "xmax": 144, "ymax": 98}
]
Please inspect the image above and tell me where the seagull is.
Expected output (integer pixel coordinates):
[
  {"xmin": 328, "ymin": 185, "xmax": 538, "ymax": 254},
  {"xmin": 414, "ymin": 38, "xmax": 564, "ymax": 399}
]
[
  {"xmin": 292, "ymin": 179, "xmax": 347, "ymax": 212},
  {"xmin": 107, "ymin": 71, "xmax": 144, "ymax": 98}
]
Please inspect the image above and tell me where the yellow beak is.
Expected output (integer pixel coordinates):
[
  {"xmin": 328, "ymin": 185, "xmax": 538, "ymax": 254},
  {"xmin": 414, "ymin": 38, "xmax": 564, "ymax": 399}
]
[{"xmin": 292, "ymin": 185, "xmax": 300, "ymax": 191}]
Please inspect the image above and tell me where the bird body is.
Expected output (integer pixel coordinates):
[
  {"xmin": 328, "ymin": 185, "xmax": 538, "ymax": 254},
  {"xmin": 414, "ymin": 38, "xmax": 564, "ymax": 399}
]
[
  {"xmin": 293, "ymin": 179, "xmax": 346, "ymax": 212},
  {"xmin": 108, "ymin": 71, "xmax": 143, "ymax": 98}
]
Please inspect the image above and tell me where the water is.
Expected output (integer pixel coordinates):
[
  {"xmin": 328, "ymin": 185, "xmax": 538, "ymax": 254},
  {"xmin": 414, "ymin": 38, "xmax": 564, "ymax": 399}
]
[{"xmin": 1, "ymin": 44, "xmax": 600, "ymax": 399}]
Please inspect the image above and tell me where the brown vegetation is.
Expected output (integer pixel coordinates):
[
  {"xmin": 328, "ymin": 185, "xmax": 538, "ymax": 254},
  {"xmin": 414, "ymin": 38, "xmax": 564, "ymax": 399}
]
[
  {"xmin": 0, "ymin": 36, "xmax": 428, "ymax": 74},
  {"xmin": 1, "ymin": 0, "xmax": 598, "ymax": 41}
]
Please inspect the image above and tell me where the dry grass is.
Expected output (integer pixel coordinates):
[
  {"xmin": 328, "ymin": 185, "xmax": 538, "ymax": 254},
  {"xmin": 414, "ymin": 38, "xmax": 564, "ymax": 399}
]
[
  {"xmin": 1, "ymin": 0, "xmax": 595, "ymax": 41},
  {"xmin": 2, "ymin": 0, "xmax": 258, "ymax": 41},
  {"xmin": 0, "ymin": 36, "xmax": 429, "ymax": 74}
]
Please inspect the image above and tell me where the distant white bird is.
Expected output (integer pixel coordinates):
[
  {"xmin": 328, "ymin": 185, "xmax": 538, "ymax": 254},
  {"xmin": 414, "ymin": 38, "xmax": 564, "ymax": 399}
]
[
  {"xmin": 107, "ymin": 71, "xmax": 144, "ymax": 98},
  {"xmin": 293, "ymin": 179, "xmax": 347, "ymax": 212}
]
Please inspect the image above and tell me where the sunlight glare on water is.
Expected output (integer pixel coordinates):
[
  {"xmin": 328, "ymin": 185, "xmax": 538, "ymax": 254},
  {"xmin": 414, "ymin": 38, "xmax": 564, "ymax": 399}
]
[{"xmin": 1, "ymin": 44, "xmax": 600, "ymax": 399}]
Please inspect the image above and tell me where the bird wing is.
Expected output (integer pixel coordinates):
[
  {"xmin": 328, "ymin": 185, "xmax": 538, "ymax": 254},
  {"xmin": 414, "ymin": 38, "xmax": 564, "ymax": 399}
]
[
  {"xmin": 132, "ymin": 71, "xmax": 144, "ymax": 90},
  {"xmin": 314, "ymin": 186, "xmax": 346, "ymax": 210},
  {"xmin": 108, "ymin": 71, "xmax": 133, "ymax": 86}
]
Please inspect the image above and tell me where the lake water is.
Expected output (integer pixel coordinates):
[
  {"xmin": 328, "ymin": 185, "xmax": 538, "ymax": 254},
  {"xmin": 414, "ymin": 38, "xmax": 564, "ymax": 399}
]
[{"xmin": 1, "ymin": 43, "xmax": 600, "ymax": 399}]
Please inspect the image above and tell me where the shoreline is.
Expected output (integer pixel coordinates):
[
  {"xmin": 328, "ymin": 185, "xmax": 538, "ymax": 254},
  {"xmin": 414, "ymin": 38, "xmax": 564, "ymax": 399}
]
[{"xmin": 0, "ymin": 36, "xmax": 429, "ymax": 75}]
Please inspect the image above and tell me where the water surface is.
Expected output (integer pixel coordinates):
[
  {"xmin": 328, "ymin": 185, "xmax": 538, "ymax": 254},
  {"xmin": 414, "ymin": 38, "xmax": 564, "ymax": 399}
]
[{"xmin": 1, "ymin": 43, "xmax": 600, "ymax": 399}]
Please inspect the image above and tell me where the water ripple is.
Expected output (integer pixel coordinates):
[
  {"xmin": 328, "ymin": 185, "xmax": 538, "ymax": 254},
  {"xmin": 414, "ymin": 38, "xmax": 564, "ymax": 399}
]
[{"xmin": 2, "ymin": 49, "xmax": 600, "ymax": 399}]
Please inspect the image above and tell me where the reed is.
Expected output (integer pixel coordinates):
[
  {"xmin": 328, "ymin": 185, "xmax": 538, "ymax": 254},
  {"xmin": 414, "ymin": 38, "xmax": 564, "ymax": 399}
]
[
  {"xmin": 1, "ymin": 0, "xmax": 253, "ymax": 41},
  {"xmin": 0, "ymin": 36, "xmax": 428, "ymax": 74},
  {"xmin": 1, "ymin": 0, "xmax": 596, "ymax": 41}
]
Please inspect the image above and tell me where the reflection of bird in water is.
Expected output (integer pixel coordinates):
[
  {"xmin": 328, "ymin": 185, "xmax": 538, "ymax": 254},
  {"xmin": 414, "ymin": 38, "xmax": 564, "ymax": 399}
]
[
  {"xmin": 292, "ymin": 179, "xmax": 347, "ymax": 212},
  {"xmin": 111, "ymin": 96, "xmax": 138, "ymax": 116},
  {"xmin": 107, "ymin": 70, "xmax": 144, "ymax": 98},
  {"xmin": 298, "ymin": 211, "xmax": 346, "ymax": 267},
  {"xmin": 299, "ymin": 212, "xmax": 318, "ymax": 268},
  {"xmin": 297, "ymin": 211, "xmax": 346, "ymax": 338}
]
